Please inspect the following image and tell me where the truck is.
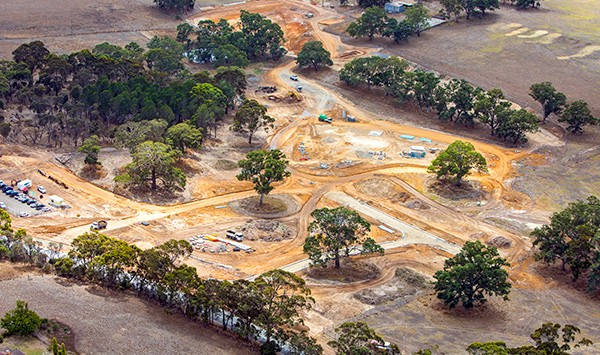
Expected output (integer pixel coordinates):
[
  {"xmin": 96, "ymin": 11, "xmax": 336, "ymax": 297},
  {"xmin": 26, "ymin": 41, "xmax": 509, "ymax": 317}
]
[
  {"xmin": 318, "ymin": 114, "xmax": 332, "ymax": 123},
  {"xmin": 226, "ymin": 230, "xmax": 244, "ymax": 242},
  {"xmin": 91, "ymin": 220, "xmax": 107, "ymax": 230}
]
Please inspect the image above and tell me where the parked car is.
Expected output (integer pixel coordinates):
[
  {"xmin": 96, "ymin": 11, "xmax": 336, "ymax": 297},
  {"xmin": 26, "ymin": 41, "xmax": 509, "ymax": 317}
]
[
  {"xmin": 18, "ymin": 212, "xmax": 29, "ymax": 218},
  {"xmin": 0, "ymin": 202, "xmax": 5, "ymax": 209},
  {"xmin": 37, "ymin": 186, "xmax": 46, "ymax": 194},
  {"xmin": 28, "ymin": 200, "xmax": 38, "ymax": 206},
  {"xmin": 41, "ymin": 207, "xmax": 51, "ymax": 212},
  {"xmin": 35, "ymin": 204, "xmax": 46, "ymax": 210},
  {"xmin": 0, "ymin": 183, "xmax": 6, "ymax": 189}
]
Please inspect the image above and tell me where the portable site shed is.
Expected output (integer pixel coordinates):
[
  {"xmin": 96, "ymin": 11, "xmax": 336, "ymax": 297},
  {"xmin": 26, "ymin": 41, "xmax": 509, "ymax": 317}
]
[
  {"xmin": 17, "ymin": 179, "xmax": 32, "ymax": 191},
  {"xmin": 384, "ymin": 2, "xmax": 405, "ymax": 13},
  {"xmin": 410, "ymin": 146, "xmax": 427, "ymax": 158},
  {"xmin": 49, "ymin": 195, "xmax": 64, "ymax": 207}
]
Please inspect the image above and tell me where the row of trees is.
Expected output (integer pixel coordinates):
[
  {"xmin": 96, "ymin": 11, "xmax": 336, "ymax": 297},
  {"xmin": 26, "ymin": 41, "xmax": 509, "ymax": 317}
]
[
  {"xmin": 532, "ymin": 196, "xmax": 600, "ymax": 292},
  {"xmin": 340, "ymin": 56, "xmax": 598, "ymax": 141},
  {"xmin": 340, "ymin": 56, "xmax": 541, "ymax": 143},
  {"xmin": 347, "ymin": 6, "xmax": 430, "ymax": 43},
  {"xmin": 530, "ymin": 82, "xmax": 598, "ymax": 134},
  {"xmin": 0, "ymin": 212, "xmax": 321, "ymax": 353},
  {"xmin": 176, "ymin": 11, "xmax": 287, "ymax": 67}
]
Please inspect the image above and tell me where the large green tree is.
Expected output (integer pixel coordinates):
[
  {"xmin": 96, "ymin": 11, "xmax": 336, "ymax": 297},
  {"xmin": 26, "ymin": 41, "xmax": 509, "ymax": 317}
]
[
  {"xmin": 328, "ymin": 321, "xmax": 401, "ymax": 354},
  {"xmin": 558, "ymin": 100, "xmax": 598, "ymax": 134},
  {"xmin": 117, "ymin": 141, "xmax": 186, "ymax": 191},
  {"xmin": 12, "ymin": 41, "xmax": 49, "ymax": 73},
  {"xmin": 434, "ymin": 240, "xmax": 511, "ymax": 309},
  {"xmin": 79, "ymin": 135, "xmax": 101, "ymax": 165},
  {"xmin": 495, "ymin": 108, "xmax": 540, "ymax": 144},
  {"xmin": 253, "ymin": 269, "xmax": 314, "ymax": 343},
  {"xmin": 532, "ymin": 196, "xmax": 600, "ymax": 290},
  {"xmin": 427, "ymin": 140, "xmax": 488, "ymax": 186},
  {"xmin": 1, "ymin": 300, "xmax": 43, "ymax": 336},
  {"xmin": 236, "ymin": 149, "xmax": 290, "ymax": 205},
  {"xmin": 346, "ymin": 7, "xmax": 390, "ymax": 40},
  {"xmin": 231, "ymin": 99, "xmax": 275, "ymax": 145},
  {"xmin": 213, "ymin": 44, "xmax": 249, "ymax": 68},
  {"xmin": 474, "ymin": 88, "xmax": 511, "ymax": 136},
  {"xmin": 165, "ymin": 122, "xmax": 203, "ymax": 153},
  {"xmin": 529, "ymin": 82, "xmax": 567, "ymax": 123},
  {"xmin": 304, "ymin": 207, "xmax": 383, "ymax": 269},
  {"xmin": 404, "ymin": 4, "xmax": 430, "ymax": 37},
  {"xmin": 296, "ymin": 41, "xmax": 333, "ymax": 70}
]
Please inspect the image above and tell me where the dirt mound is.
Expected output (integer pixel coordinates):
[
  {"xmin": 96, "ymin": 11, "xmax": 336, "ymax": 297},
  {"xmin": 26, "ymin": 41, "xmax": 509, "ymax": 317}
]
[
  {"xmin": 307, "ymin": 260, "xmax": 380, "ymax": 283},
  {"xmin": 354, "ymin": 267, "xmax": 431, "ymax": 306},
  {"xmin": 239, "ymin": 219, "xmax": 295, "ymax": 242},
  {"xmin": 355, "ymin": 178, "xmax": 412, "ymax": 203},
  {"xmin": 228, "ymin": 194, "xmax": 301, "ymax": 218},
  {"xmin": 405, "ymin": 199, "xmax": 430, "ymax": 210},
  {"xmin": 80, "ymin": 164, "xmax": 107, "ymax": 180},
  {"xmin": 487, "ymin": 235, "xmax": 513, "ymax": 248},
  {"xmin": 213, "ymin": 159, "xmax": 238, "ymax": 171}
]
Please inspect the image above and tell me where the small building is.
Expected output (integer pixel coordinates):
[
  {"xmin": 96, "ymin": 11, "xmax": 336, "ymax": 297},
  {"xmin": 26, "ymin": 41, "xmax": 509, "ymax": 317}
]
[
  {"xmin": 1, "ymin": 347, "xmax": 26, "ymax": 355},
  {"xmin": 384, "ymin": 2, "xmax": 405, "ymax": 13},
  {"xmin": 17, "ymin": 179, "xmax": 32, "ymax": 191},
  {"xmin": 49, "ymin": 195, "xmax": 65, "ymax": 207},
  {"xmin": 410, "ymin": 146, "xmax": 427, "ymax": 158}
]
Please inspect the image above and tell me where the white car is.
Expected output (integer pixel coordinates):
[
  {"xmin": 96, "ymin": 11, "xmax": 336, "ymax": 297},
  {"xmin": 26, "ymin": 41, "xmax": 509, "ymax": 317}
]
[
  {"xmin": 290, "ymin": 75, "xmax": 299, "ymax": 81},
  {"xmin": 37, "ymin": 186, "xmax": 47, "ymax": 194},
  {"xmin": 18, "ymin": 211, "xmax": 30, "ymax": 217},
  {"xmin": 0, "ymin": 202, "xmax": 5, "ymax": 209}
]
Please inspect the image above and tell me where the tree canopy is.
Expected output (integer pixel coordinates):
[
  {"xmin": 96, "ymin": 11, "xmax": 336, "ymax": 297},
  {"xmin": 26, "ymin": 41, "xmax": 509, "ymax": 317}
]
[
  {"xmin": 116, "ymin": 141, "xmax": 186, "ymax": 191},
  {"xmin": 532, "ymin": 196, "xmax": 600, "ymax": 291},
  {"xmin": 529, "ymin": 82, "xmax": 566, "ymax": 123},
  {"xmin": 1, "ymin": 300, "xmax": 43, "ymax": 336},
  {"xmin": 296, "ymin": 41, "xmax": 333, "ymax": 70},
  {"xmin": 428, "ymin": 140, "xmax": 488, "ymax": 186},
  {"xmin": 328, "ymin": 321, "xmax": 401, "ymax": 354},
  {"xmin": 434, "ymin": 240, "xmax": 511, "ymax": 309},
  {"xmin": 346, "ymin": 7, "xmax": 391, "ymax": 41},
  {"xmin": 304, "ymin": 207, "xmax": 383, "ymax": 269},
  {"xmin": 236, "ymin": 149, "xmax": 291, "ymax": 205},
  {"xmin": 231, "ymin": 99, "xmax": 275, "ymax": 145},
  {"xmin": 558, "ymin": 100, "xmax": 598, "ymax": 134}
]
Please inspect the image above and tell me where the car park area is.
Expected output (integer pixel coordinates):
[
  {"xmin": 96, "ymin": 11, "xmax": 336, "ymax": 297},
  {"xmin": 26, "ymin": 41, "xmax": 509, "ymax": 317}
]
[{"xmin": 0, "ymin": 179, "xmax": 51, "ymax": 217}]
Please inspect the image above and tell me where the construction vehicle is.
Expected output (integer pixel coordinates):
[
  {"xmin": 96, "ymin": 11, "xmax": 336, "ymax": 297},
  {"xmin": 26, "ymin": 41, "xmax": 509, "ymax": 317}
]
[
  {"xmin": 91, "ymin": 220, "xmax": 107, "ymax": 230},
  {"xmin": 226, "ymin": 230, "xmax": 244, "ymax": 242},
  {"xmin": 318, "ymin": 114, "xmax": 332, "ymax": 123}
]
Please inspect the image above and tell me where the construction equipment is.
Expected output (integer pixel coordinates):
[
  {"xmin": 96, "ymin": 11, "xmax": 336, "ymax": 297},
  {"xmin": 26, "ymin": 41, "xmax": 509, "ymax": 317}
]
[
  {"xmin": 318, "ymin": 114, "xmax": 332, "ymax": 123},
  {"xmin": 287, "ymin": 91, "xmax": 302, "ymax": 102},
  {"xmin": 298, "ymin": 142, "xmax": 310, "ymax": 160},
  {"xmin": 255, "ymin": 86, "xmax": 277, "ymax": 93},
  {"xmin": 91, "ymin": 220, "xmax": 107, "ymax": 230}
]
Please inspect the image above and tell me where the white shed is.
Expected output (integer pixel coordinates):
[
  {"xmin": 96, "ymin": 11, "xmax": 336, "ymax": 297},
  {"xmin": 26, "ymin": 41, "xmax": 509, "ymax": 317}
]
[
  {"xmin": 49, "ymin": 195, "xmax": 64, "ymax": 207},
  {"xmin": 17, "ymin": 179, "xmax": 32, "ymax": 191}
]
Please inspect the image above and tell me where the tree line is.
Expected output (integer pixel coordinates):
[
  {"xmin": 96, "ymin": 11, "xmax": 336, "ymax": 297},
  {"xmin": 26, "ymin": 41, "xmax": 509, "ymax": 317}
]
[{"xmin": 339, "ymin": 56, "xmax": 597, "ymax": 142}]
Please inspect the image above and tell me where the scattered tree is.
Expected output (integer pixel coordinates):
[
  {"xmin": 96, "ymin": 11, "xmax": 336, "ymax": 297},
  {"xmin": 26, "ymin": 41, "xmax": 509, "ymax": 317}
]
[
  {"xmin": 296, "ymin": 41, "xmax": 333, "ymax": 70},
  {"xmin": 153, "ymin": 0, "xmax": 195, "ymax": 14},
  {"xmin": 231, "ymin": 99, "xmax": 275, "ymax": 145},
  {"xmin": 427, "ymin": 140, "xmax": 488, "ymax": 186},
  {"xmin": 236, "ymin": 149, "xmax": 291, "ymax": 205},
  {"xmin": 404, "ymin": 4, "xmax": 430, "ymax": 37},
  {"xmin": 434, "ymin": 241, "xmax": 511, "ymax": 309},
  {"xmin": 304, "ymin": 207, "xmax": 383, "ymax": 269},
  {"xmin": 165, "ymin": 121, "xmax": 203, "ymax": 153},
  {"xmin": 79, "ymin": 134, "xmax": 101, "ymax": 165},
  {"xmin": 558, "ymin": 100, "xmax": 598, "ymax": 134},
  {"xmin": 467, "ymin": 323, "xmax": 593, "ymax": 354},
  {"xmin": 529, "ymin": 82, "xmax": 567, "ymax": 123},
  {"xmin": 347, "ymin": 7, "xmax": 390, "ymax": 40},
  {"xmin": 116, "ymin": 141, "xmax": 186, "ymax": 191},
  {"xmin": 474, "ymin": 88, "xmax": 511, "ymax": 136},
  {"xmin": 1, "ymin": 300, "xmax": 43, "ymax": 336},
  {"xmin": 532, "ymin": 196, "xmax": 600, "ymax": 290}
]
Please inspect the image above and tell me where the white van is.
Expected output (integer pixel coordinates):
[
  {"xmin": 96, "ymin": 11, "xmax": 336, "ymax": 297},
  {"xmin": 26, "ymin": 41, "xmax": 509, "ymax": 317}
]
[{"xmin": 226, "ymin": 230, "xmax": 244, "ymax": 242}]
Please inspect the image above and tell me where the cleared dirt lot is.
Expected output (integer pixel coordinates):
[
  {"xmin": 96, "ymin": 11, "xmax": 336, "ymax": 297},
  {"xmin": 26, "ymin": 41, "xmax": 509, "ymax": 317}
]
[{"xmin": 0, "ymin": 264, "xmax": 253, "ymax": 355}]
